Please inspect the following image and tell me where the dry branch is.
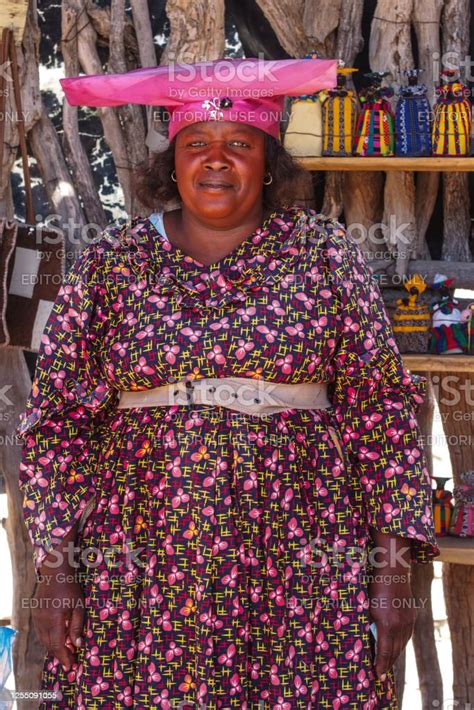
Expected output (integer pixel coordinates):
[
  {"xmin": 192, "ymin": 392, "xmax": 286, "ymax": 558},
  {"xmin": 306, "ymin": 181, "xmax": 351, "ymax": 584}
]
[{"xmin": 61, "ymin": 3, "xmax": 107, "ymax": 229}]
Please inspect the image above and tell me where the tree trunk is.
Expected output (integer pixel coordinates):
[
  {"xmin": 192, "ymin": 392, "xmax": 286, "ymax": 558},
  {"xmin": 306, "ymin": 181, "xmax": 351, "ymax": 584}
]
[
  {"xmin": 109, "ymin": 0, "xmax": 148, "ymax": 216},
  {"xmin": 61, "ymin": 4, "xmax": 108, "ymax": 230},
  {"xmin": 413, "ymin": 0, "xmax": 444, "ymax": 260},
  {"xmin": 439, "ymin": 3, "xmax": 474, "ymax": 696},
  {"xmin": 434, "ymin": 368, "xmax": 474, "ymax": 706},
  {"xmin": 370, "ymin": 0, "xmax": 418, "ymax": 277},
  {"xmin": 255, "ymin": 0, "xmax": 310, "ymax": 57},
  {"xmin": 441, "ymin": 0, "xmax": 472, "ymax": 262},
  {"xmin": 303, "ymin": 0, "xmax": 341, "ymax": 56},
  {"xmin": 342, "ymin": 171, "xmax": 385, "ymax": 255},
  {"xmin": 382, "ymin": 171, "xmax": 417, "ymax": 275},
  {"xmin": 162, "ymin": 0, "xmax": 225, "ymax": 62},
  {"xmin": 411, "ymin": 378, "xmax": 444, "ymax": 710},
  {"xmin": 0, "ymin": 349, "xmax": 45, "ymax": 710},
  {"xmin": 325, "ymin": 0, "xmax": 364, "ymax": 224}
]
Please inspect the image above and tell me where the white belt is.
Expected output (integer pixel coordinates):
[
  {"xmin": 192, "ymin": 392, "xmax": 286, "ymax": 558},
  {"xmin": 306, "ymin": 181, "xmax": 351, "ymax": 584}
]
[{"xmin": 117, "ymin": 377, "xmax": 332, "ymax": 416}]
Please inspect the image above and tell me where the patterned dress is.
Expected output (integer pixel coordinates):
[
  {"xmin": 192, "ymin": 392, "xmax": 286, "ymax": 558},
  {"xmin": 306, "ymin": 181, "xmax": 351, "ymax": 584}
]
[{"xmin": 16, "ymin": 206, "xmax": 439, "ymax": 710}]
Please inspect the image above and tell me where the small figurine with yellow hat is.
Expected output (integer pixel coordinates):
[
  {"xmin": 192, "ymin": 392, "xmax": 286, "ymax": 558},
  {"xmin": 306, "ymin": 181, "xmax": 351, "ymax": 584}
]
[
  {"xmin": 320, "ymin": 65, "xmax": 359, "ymax": 156},
  {"xmin": 392, "ymin": 274, "xmax": 431, "ymax": 353}
]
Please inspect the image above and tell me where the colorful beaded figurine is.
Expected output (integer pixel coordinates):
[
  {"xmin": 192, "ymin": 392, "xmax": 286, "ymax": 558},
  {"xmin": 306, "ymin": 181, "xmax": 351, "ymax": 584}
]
[
  {"xmin": 392, "ymin": 274, "xmax": 431, "ymax": 353},
  {"xmin": 432, "ymin": 477, "xmax": 453, "ymax": 536},
  {"xmin": 321, "ymin": 66, "xmax": 359, "ymax": 156},
  {"xmin": 429, "ymin": 274, "xmax": 465, "ymax": 354},
  {"xmin": 432, "ymin": 68, "xmax": 472, "ymax": 156},
  {"xmin": 283, "ymin": 51, "xmax": 324, "ymax": 157},
  {"xmin": 395, "ymin": 69, "xmax": 432, "ymax": 156},
  {"xmin": 354, "ymin": 72, "xmax": 395, "ymax": 157},
  {"xmin": 450, "ymin": 471, "xmax": 474, "ymax": 537},
  {"xmin": 460, "ymin": 302, "xmax": 474, "ymax": 354}
]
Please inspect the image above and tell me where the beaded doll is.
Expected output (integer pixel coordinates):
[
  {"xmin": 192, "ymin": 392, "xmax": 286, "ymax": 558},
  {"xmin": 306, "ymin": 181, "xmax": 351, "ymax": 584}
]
[
  {"xmin": 392, "ymin": 274, "xmax": 431, "ymax": 353},
  {"xmin": 321, "ymin": 66, "xmax": 359, "ymax": 156},
  {"xmin": 354, "ymin": 72, "xmax": 395, "ymax": 157},
  {"xmin": 283, "ymin": 51, "xmax": 324, "ymax": 157},
  {"xmin": 429, "ymin": 274, "xmax": 465, "ymax": 354},
  {"xmin": 432, "ymin": 68, "xmax": 472, "ymax": 156},
  {"xmin": 395, "ymin": 69, "xmax": 432, "ymax": 157}
]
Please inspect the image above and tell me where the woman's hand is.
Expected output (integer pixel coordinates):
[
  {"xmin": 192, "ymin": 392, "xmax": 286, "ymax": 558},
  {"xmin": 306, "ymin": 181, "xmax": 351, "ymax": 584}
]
[
  {"xmin": 368, "ymin": 528, "xmax": 415, "ymax": 681},
  {"xmin": 32, "ymin": 522, "xmax": 85, "ymax": 671}
]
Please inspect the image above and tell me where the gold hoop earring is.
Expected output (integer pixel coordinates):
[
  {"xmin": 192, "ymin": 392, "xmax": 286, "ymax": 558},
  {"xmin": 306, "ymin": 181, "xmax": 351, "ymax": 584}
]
[
  {"xmin": 263, "ymin": 173, "xmax": 273, "ymax": 186},
  {"xmin": 171, "ymin": 170, "xmax": 177, "ymax": 183}
]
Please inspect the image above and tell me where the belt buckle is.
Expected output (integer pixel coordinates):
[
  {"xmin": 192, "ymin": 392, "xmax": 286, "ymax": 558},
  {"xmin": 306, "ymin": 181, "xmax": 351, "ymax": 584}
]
[{"xmin": 185, "ymin": 380, "xmax": 194, "ymax": 405}]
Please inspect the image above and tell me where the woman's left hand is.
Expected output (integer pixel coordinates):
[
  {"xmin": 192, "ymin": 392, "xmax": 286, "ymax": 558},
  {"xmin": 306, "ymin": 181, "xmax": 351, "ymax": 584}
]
[
  {"xmin": 367, "ymin": 527, "xmax": 416, "ymax": 681},
  {"xmin": 368, "ymin": 576, "xmax": 416, "ymax": 681}
]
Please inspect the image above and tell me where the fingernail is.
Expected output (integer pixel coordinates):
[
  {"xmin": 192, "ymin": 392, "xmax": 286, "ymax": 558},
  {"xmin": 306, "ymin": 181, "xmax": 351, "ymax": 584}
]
[
  {"xmin": 380, "ymin": 673, "xmax": 387, "ymax": 682},
  {"xmin": 75, "ymin": 637, "xmax": 83, "ymax": 647}
]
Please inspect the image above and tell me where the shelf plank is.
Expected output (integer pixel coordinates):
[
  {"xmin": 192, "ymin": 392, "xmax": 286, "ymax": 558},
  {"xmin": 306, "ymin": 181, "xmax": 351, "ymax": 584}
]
[
  {"xmin": 402, "ymin": 354, "xmax": 474, "ymax": 373},
  {"xmin": 435, "ymin": 536, "xmax": 474, "ymax": 565},
  {"xmin": 297, "ymin": 156, "xmax": 474, "ymax": 172}
]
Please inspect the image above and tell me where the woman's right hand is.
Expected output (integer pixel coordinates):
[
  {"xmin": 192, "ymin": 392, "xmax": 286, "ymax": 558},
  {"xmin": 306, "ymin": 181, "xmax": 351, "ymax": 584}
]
[
  {"xmin": 32, "ymin": 522, "xmax": 85, "ymax": 671},
  {"xmin": 32, "ymin": 565, "xmax": 85, "ymax": 671}
]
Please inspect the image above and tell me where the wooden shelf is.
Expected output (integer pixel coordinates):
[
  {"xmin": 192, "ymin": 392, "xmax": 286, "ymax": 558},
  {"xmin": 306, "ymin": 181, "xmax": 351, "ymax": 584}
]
[
  {"xmin": 402, "ymin": 354, "xmax": 474, "ymax": 373},
  {"xmin": 436, "ymin": 536, "xmax": 474, "ymax": 565},
  {"xmin": 297, "ymin": 156, "xmax": 474, "ymax": 172}
]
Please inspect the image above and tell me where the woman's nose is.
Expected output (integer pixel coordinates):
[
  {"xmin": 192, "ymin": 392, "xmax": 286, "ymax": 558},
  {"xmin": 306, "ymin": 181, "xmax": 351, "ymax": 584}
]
[{"xmin": 203, "ymin": 143, "xmax": 230, "ymax": 170}]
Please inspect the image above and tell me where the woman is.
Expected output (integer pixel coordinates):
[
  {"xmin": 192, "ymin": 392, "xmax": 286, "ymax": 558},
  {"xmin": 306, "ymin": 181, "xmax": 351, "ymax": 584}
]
[{"xmin": 17, "ymin": 58, "xmax": 438, "ymax": 709}]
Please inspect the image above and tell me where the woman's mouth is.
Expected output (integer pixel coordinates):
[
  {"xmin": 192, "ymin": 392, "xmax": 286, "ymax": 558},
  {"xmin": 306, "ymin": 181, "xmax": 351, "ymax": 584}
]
[{"xmin": 198, "ymin": 180, "xmax": 234, "ymax": 190}]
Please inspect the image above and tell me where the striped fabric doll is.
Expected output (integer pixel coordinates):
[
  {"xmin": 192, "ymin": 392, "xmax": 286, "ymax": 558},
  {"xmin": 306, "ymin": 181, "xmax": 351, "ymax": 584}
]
[
  {"xmin": 395, "ymin": 69, "xmax": 432, "ymax": 156},
  {"xmin": 432, "ymin": 68, "xmax": 472, "ymax": 156},
  {"xmin": 283, "ymin": 51, "xmax": 324, "ymax": 157},
  {"xmin": 354, "ymin": 72, "xmax": 395, "ymax": 156},
  {"xmin": 321, "ymin": 66, "xmax": 359, "ymax": 156}
]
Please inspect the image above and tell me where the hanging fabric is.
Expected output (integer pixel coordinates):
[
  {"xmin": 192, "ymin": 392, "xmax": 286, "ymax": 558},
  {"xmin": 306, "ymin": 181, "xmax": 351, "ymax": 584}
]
[{"xmin": 0, "ymin": 27, "xmax": 65, "ymax": 352}]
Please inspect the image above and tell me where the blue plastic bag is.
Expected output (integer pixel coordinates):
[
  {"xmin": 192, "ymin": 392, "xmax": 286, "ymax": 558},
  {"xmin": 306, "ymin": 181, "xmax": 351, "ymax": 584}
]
[{"xmin": 0, "ymin": 627, "xmax": 16, "ymax": 690}]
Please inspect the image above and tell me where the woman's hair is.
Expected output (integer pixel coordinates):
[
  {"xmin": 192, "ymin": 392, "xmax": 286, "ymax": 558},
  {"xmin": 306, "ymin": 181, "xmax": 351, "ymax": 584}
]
[{"xmin": 133, "ymin": 132, "xmax": 311, "ymax": 210}]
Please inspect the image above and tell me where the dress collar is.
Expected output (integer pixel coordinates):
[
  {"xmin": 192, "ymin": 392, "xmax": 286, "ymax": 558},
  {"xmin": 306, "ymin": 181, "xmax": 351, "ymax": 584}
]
[{"xmin": 114, "ymin": 206, "xmax": 325, "ymax": 310}]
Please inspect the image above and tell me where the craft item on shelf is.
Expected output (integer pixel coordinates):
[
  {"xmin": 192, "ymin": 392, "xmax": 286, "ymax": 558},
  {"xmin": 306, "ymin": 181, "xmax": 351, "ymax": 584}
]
[
  {"xmin": 353, "ymin": 72, "xmax": 395, "ymax": 157},
  {"xmin": 432, "ymin": 68, "xmax": 472, "ymax": 156},
  {"xmin": 392, "ymin": 274, "xmax": 431, "ymax": 353},
  {"xmin": 432, "ymin": 477, "xmax": 453, "ymax": 536},
  {"xmin": 460, "ymin": 302, "xmax": 474, "ymax": 355},
  {"xmin": 283, "ymin": 50, "xmax": 324, "ymax": 158},
  {"xmin": 428, "ymin": 274, "xmax": 465, "ymax": 354},
  {"xmin": 320, "ymin": 66, "xmax": 359, "ymax": 156},
  {"xmin": 395, "ymin": 69, "xmax": 432, "ymax": 157},
  {"xmin": 449, "ymin": 471, "xmax": 474, "ymax": 537}
]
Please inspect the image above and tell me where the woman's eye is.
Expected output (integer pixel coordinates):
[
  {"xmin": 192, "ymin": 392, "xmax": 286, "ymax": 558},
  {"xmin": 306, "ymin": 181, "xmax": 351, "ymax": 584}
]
[
  {"xmin": 188, "ymin": 141, "xmax": 206, "ymax": 147},
  {"xmin": 230, "ymin": 141, "xmax": 249, "ymax": 147}
]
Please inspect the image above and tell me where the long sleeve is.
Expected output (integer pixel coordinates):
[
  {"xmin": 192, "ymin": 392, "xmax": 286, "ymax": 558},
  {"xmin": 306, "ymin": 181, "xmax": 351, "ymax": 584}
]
[
  {"xmin": 325, "ymin": 221, "xmax": 439, "ymax": 563},
  {"xmin": 15, "ymin": 242, "xmax": 119, "ymax": 572}
]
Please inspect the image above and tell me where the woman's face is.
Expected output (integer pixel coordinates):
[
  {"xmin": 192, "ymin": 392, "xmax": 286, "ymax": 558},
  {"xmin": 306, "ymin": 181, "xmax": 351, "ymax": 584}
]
[{"xmin": 173, "ymin": 121, "xmax": 266, "ymax": 226}]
